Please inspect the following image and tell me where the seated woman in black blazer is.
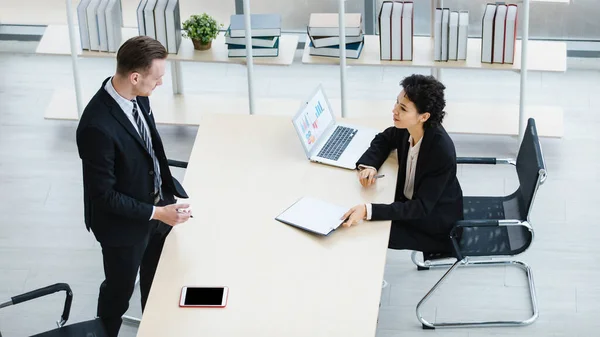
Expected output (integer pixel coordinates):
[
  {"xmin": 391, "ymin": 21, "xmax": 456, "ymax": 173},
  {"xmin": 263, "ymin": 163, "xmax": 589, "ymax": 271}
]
[{"xmin": 341, "ymin": 74, "xmax": 463, "ymax": 253}]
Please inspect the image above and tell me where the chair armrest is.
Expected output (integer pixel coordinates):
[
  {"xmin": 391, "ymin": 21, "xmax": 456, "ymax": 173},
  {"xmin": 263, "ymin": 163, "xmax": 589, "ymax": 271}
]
[
  {"xmin": 454, "ymin": 219, "xmax": 500, "ymax": 227},
  {"xmin": 457, "ymin": 157, "xmax": 516, "ymax": 165},
  {"xmin": 457, "ymin": 157, "xmax": 496, "ymax": 165},
  {"xmin": 10, "ymin": 283, "xmax": 72, "ymax": 326},
  {"xmin": 168, "ymin": 159, "xmax": 188, "ymax": 168}
]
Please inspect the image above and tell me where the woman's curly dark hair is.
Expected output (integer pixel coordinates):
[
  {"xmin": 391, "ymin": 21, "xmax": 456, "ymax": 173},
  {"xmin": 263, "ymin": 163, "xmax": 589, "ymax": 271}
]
[{"xmin": 400, "ymin": 74, "xmax": 446, "ymax": 129}]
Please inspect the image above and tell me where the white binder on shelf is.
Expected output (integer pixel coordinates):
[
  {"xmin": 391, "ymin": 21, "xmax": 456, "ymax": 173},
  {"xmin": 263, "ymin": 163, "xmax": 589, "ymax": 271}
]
[
  {"xmin": 154, "ymin": 0, "xmax": 169, "ymax": 49},
  {"xmin": 457, "ymin": 11, "xmax": 469, "ymax": 60},
  {"xmin": 165, "ymin": 0, "xmax": 182, "ymax": 54},
  {"xmin": 144, "ymin": 0, "xmax": 158, "ymax": 39},
  {"xmin": 96, "ymin": 0, "xmax": 110, "ymax": 52},
  {"xmin": 433, "ymin": 8, "xmax": 442, "ymax": 61},
  {"xmin": 77, "ymin": 0, "xmax": 93, "ymax": 50},
  {"xmin": 448, "ymin": 11, "xmax": 459, "ymax": 61},
  {"xmin": 137, "ymin": 0, "xmax": 148, "ymax": 35},
  {"xmin": 493, "ymin": 3, "xmax": 508, "ymax": 63},
  {"xmin": 481, "ymin": 3, "xmax": 496, "ymax": 63},
  {"xmin": 105, "ymin": 0, "xmax": 122, "ymax": 52},
  {"xmin": 441, "ymin": 8, "xmax": 450, "ymax": 61},
  {"xmin": 86, "ymin": 0, "xmax": 103, "ymax": 51},
  {"xmin": 503, "ymin": 4, "xmax": 518, "ymax": 64},
  {"xmin": 401, "ymin": 1, "xmax": 413, "ymax": 61},
  {"xmin": 390, "ymin": 1, "xmax": 403, "ymax": 61},
  {"xmin": 378, "ymin": 1, "xmax": 393, "ymax": 61}
]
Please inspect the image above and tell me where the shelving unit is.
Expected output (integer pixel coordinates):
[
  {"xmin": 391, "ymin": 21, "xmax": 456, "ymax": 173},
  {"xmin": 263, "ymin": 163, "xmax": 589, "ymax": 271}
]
[
  {"xmin": 44, "ymin": 87, "xmax": 563, "ymax": 138},
  {"xmin": 302, "ymin": 35, "xmax": 566, "ymax": 72},
  {"xmin": 310, "ymin": 0, "xmax": 570, "ymax": 143},
  {"xmin": 37, "ymin": 0, "xmax": 293, "ymax": 118},
  {"xmin": 37, "ymin": 24, "xmax": 298, "ymax": 66}
]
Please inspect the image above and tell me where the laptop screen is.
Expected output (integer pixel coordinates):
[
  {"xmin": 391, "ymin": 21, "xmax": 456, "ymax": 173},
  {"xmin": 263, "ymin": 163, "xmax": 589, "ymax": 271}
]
[{"xmin": 292, "ymin": 86, "xmax": 335, "ymax": 155}]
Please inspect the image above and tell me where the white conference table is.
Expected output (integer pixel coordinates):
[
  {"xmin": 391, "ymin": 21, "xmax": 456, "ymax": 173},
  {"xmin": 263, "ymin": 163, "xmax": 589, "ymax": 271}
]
[{"xmin": 137, "ymin": 113, "xmax": 398, "ymax": 337}]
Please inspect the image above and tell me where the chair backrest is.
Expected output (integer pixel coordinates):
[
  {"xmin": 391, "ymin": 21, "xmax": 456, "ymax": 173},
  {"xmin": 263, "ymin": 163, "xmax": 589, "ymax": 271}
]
[{"xmin": 515, "ymin": 118, "xmax": 547, "ymax": 221}]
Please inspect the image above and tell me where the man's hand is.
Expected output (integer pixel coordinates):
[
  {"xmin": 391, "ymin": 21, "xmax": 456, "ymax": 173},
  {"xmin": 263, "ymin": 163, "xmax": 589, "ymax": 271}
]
[
  {"xmin": 340, "ymin": 204, "xmax": 367, "ymax": 228},
  {"xmin": 358, "ymin": 168, "xmax": 378, "ymax": 187},
  {"xmin": 153, "ymin": 203, "xmax": 192, "ymax": 226}
]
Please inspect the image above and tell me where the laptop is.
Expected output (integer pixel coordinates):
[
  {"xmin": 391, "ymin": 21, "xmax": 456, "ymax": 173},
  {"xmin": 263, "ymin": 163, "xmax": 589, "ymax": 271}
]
[{"xmin": 292, "ymin": 85, "xmax": 380, "ymax": 170}]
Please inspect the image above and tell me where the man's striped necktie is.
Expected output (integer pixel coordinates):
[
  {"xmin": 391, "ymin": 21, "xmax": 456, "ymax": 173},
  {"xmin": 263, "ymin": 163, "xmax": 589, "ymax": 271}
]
[{"xmin": 131, "ymin": 99, "xmax": 162, "ymax": 200}]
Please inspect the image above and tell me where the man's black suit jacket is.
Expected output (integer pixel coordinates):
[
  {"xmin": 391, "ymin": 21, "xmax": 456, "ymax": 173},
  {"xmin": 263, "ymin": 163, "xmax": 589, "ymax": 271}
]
[
  {"xmin": 357, "ymin": 125, "xmax": 463, "ymax": 238},
  {"xmin": 76, "ymin": 77, "xmax": 188, "ymax": 247}
]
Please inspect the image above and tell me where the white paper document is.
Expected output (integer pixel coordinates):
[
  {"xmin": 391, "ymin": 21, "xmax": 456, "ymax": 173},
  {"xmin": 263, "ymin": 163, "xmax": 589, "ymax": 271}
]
[{"xmin": 276, "ymin": 197, "xmax": 348, "ymax": 236}]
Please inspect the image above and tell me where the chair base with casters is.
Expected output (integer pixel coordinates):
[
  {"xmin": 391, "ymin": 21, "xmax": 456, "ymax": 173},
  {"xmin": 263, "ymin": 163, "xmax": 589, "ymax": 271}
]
[
  {"xmin": 407, "ymin": 118, "xmax": 546, "ymax": 330},
  {"xmin": 411, "ymin": 251, "xmax": 539, "ymax": 329}
]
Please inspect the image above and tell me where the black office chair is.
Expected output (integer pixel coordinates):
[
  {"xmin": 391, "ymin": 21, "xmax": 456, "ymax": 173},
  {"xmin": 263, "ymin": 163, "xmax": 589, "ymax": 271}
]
[
  {"xmin": 121, "ymin": 158, "xmax": 188, "ymax": 327},
  {"xmin": 0, "ymin": 283, "xmax": 107, "ymax": 337},
  {"xmin": 410, "ymin": 118, "xmax": 546, "ymax": 329}
]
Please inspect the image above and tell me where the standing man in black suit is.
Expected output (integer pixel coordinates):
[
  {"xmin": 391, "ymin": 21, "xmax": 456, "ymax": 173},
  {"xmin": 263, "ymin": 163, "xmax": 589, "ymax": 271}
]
[
  {"xmin": 76, "ymin": 36, "xmax": 192, "ymax": 337},
  {"xmin": 341, "ymin": 74, "xmax": 463, "ymax": 253}
]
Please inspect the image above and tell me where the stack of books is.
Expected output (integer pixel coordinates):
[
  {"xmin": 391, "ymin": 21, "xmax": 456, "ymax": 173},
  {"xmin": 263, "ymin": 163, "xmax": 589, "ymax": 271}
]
[
  {"xmin": 136, "ymin": 0, "xmax": 182, "ymax": 54},
  {"xmin": 77, "ymin": 0, "xmax": 123, "ymax": 52},
  {"xmin": 481, "ymin": 3, "xmax": 518, "ymax": 64},
  {"xmin": 307, "ymin": 13, "xmax": 365, "ymax": 59},
  {"xmin": 225, "ymin": 14, "xmax": 281, "ymax": 57},
  {"xmin": 433, "ymin": 8, "xmax": 469, "ymax": 62},
  {"xmin": 378, "ymin": 1, "xmax": 414, "ymax": 61}
]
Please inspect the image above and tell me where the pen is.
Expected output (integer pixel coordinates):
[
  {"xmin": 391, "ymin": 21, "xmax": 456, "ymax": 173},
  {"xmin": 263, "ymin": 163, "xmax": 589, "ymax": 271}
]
[
  {"xmin": 177, "ymin": 209, "xmax": 194, "ymax": 218},
  {"xmin": 374, "ymin": 174, "xmax": 385, "ymax": 178}
]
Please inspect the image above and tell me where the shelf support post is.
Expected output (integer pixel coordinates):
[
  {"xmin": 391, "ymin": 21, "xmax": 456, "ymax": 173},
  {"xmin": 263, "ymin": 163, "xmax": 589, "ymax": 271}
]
[
  {"xmin": 339, "ymin": 0, "xmax": 347, "ymax": 118},
  {"xmin": 518, "ymin": 0, "xmax": 530, "ymax": 147},
  {"xmin": 65, "ymin": 0, "xmax": 84, "ymax": 117},
  {"xmin": 243, "ymin": 0, "xmax": 255, "ymax": 115}
]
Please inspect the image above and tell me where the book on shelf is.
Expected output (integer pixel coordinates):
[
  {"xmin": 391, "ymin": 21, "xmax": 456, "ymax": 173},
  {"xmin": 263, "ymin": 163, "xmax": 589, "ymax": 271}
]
[
  {"xmin": 136, "ymin": 0, "xmax": 148, "ymax": 35},
  {"xmin": 379, "ymin": 1, "xmax": 413, "ymax": 61},
  {"xmin": 229, "ymin": 14, "xmax": 282, "ymax": 38},
  {"xmin": 225, "ymin": 13, "xmax": 281, "ymax": 58},
  {"xmin": 86, "ymin": 0, "xmax": 103, "ymax": 51},
  {"xmin": 401, "ymin": 1, "xmax": 414, "ymax": 61},
  {"xmin": 308, "ymin": 40, "xmax": 364, "ymax": 59},
  {"xmin": 105, "ymin": 0, "xmax": 123, "ymax": 52},
  {"xmin": 448, "ymin": 11, "xmax": 459, "ymax": 61},
  {"xmin": 77, "ymin": 0, "xmax": 93, "ymax": 50},
  {"xmin": 225, "ymin": 28, "xmax": 279, "ymax": 48},
  {"xmin": 227, "ymin": 38, "xmax": 280, "ymax": 57},
  {"xmin": 457, "ymin": 11, "xmax": 469, "ymax": 60},
  {"xmin": 308, "ymin": 13, "xmax": 362, "ymax": 37},
  {"xmin": 308, "ymin": 32, "xmax": 364, "ymax": 48},
  {"xmin": 391, "ymin": 1, "xmax": 403, "ymax": 61},
  {"xmin": 503, "ymin": 4, "xmax": 518, "ymax": 64},
  {"xmin": 143, "ymin": 0, "xmax": 158, "ymax": 39},
  {"xmin": 153, "ymin": 0, "xmax": 169, "ymax": 50},
  {"xmin": 433, "ymin": 8, "xmax": 442, "ymax": 61},
  {"xmin": 481, "ymin": 2, "xmax": 518, "ymax": 64},
  {"xmin": 434, "ymin": 7, "xmax": 467, "ymax": 62},
  {"xmin": 493, "ymin": 3, "xmax": 508, "ymax": 63},
  {"xmin": 77, "ymin": 0, "xmax": 123, "ymax": 52},
  {"xmin": 441, "ymin": 8, "xmax": 449, "ymax": 61},
  {"xmin": 164, "ymin": 0, "xmax": 182, "ymax": 54},
  {"xmin": 379, "ymin": 2, "xmax": 392, "ymax": 60},
  {"xmin": 96, "ymin": 0, "xmax": 110, "ymax": 51}
]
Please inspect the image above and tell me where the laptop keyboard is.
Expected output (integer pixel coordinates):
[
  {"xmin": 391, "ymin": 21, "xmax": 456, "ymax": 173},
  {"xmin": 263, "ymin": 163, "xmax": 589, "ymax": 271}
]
[{"xmin": 317, "ymin": 126, "xmax": 358, "ymax": 161}]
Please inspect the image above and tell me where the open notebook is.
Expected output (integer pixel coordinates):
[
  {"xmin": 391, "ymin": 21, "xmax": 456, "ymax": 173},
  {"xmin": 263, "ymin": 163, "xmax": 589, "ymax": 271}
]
[{"xmin": 275, "ymin": 197, "xmax": 348, "ymax": 236}]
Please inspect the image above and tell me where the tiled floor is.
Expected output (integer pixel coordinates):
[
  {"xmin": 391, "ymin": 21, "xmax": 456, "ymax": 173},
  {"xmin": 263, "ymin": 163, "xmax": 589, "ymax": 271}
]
[{"xmin": 0, "ymin": 39, "xmax": 599, "ymax": 337}]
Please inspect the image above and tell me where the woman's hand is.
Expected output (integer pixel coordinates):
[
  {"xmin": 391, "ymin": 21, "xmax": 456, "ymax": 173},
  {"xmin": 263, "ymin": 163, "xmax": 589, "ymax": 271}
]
[
  {"xmin": 358, "ymin": 168, "xmax": 378, "ymax": 187},
  {"xmin": 341, "ymin": 204, "xmax": 367, "ymax": 228}
]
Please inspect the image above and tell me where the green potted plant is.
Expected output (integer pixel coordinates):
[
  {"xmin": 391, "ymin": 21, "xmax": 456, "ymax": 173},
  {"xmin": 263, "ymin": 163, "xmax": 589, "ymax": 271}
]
[{"xmin": 182, "ymin": 13, "xmax": 223, "ymax": 51}]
